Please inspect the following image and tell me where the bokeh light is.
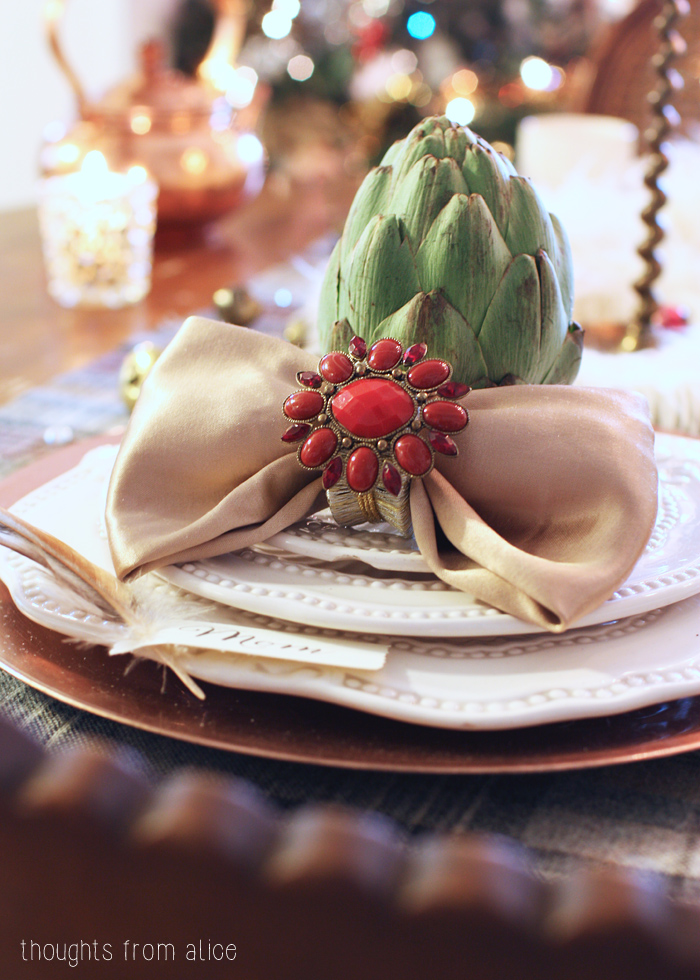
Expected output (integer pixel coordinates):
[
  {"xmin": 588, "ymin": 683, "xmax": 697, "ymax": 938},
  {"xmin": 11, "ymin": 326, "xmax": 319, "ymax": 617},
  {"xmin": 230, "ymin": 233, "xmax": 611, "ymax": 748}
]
[
  {"xmin": 237, "ymin": 133, "xmax": 265, "ymax": 165},
  {"xmin": 288, "ymin": 54, "xmax": 315, "ymax": 81},
  {"xmin": 451, "ymin": 69, "xmax": 478, "ymax": 96},
  {"xmin": 386, "ymin": 73, "xmax": 413, "ymax": 100},
  {"xmin": 391, "ymin": 48, "xmax": 418, "ymax": 75},
  {"xmin": 406, "ymin": 11, "xmax": 436, "ymax": 40},
  {"xmin": 274, "ymin": 288, "xmax": 293, "ymax": 307},
  {"xmin": 262, "ymin": 10, "xmax": 292, "ymax": 38},
  {"xmin": 272, "ymin": 0, "xmax": 301, "ymax": 17},
  {"xmin": 445, "ymin": 97, "xmax": 475, "ymax": 126},
  {"xmin": 225, "ymin": 67, "xmax": 258, "ymax": 108},
  {"xmin": 519, "ymin": 56, "xmax": 553, "ymax": 91}
]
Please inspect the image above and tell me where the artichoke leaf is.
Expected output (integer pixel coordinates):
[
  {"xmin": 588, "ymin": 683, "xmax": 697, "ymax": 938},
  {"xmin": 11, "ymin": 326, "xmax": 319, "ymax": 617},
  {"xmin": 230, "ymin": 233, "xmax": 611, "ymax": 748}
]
[
  {"xmin": 392, "ymin": 131, "xmax": 447, "ymax": 184},
  {"xmin": 542, "ymin": 325, "xmax": 584, "ymax": 385},
  {"xmin": 391, "ymin": 155, "xmax": 467, "ymax": 245},
  {"xmin": 443, "ymin": 124, "xmax": 471, "ymax": 167},
  {"xmin": 317, "ymin": 238, "xmax": 342, "ymax": 350},
  {"xmin": 462, "ymin": 143, "xmax": 512, "ymax": 239},
  {"xmin": 339, "ymin": 165, "xmax": 392, "ymax": 266},
  {"xmin": 478, "ymin": 254, "xmax": 543, "ymax": 384},
  {"xmin": 374, "ymin": 291, "xmax": 489, "ymax": 387},
  {"xmin": 536, "ymin": 248, "xmax": 570, "ymax": 376},
  {"xmin": 417, "ymin": 192, "xmax": 512, "ymax": 335},
  {"xmin": 341, "ymin": 215, "xmax": 421, "ymax": 334},
  {"xmin": 327, "ymin": 317, "xmax": 355, "ymax": 353},
  {"xmin": 549, "ymin": 212, "xmax": 575, "ymax": 320},
  {"xmin": 505, "ymin": 177, "xmax": 558, "ymax": 263}
]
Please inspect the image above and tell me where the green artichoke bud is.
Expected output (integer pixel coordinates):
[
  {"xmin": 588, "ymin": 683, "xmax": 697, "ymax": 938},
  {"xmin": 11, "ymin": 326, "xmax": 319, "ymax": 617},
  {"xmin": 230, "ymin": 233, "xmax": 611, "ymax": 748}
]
[{"xmin": 318, "ymin": 115, "xmax": 583, "ymax": 387}]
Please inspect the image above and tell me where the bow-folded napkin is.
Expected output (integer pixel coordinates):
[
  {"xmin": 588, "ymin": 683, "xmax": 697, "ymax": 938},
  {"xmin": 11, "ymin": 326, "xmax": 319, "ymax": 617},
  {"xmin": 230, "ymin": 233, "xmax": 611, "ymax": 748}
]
[{"xmin": 106, "ymin": 316, "xmax": 658, "ymax": 632}]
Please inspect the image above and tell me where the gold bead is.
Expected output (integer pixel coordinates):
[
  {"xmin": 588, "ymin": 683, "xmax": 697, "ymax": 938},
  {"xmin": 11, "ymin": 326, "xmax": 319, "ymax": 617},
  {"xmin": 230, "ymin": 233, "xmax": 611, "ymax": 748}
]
[
  {"xmin": 355, "ymin": 363, "xmax": 367, "ymax": 375},
  {"xmin": 392, "ymin": 368, "xmax": 404, "ymax": 379},
  {"xmin": 416, "ymin": 391, "xmax": 427, "ymax": 402},
  {"xmin": 118, "ymin": 342, "xmax": 162, "ymax": 412},
  {"xmin": 377, "ymin": 439, "xmax": 388, "ymax": 451},
  {"xmin": 341, "ymin": 437, "xmax": 353, "ymax": 449},
  {"xmin": 318, "ymin": 413, "xmax": 328, "ymax": 423},
  {"xmin": 321, "ymin": 382, "xmax": 335, "ymax": 395},
  {"xmin": 411, "ymin": 418, "xmax": 422, "ymax": 431}
]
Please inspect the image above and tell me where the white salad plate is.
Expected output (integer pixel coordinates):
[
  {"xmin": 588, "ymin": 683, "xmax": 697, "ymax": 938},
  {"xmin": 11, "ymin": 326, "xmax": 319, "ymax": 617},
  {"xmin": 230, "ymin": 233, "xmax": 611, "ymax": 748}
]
[
  {"xmin": 2, "ymin": 440, "xmax": 700, "ymax": 730},
  {"xmin": 160, "ymin": 432, "xmax": 700, "ymax": 636}
]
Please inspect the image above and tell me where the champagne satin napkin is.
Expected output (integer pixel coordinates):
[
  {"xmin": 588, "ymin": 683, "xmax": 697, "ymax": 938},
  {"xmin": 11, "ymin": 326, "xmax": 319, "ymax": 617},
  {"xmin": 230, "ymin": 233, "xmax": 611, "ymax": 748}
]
[{"xmin": 106, "ymin": 316, "xmax": 658, "ymax": 632}]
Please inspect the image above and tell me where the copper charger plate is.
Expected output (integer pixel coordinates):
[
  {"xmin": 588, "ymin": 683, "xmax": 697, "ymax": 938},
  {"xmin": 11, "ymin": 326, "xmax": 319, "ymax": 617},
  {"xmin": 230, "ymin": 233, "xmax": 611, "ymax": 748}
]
[{"xmin": 2, "ymin": 438, "xmax": 700, "ymax": 774}]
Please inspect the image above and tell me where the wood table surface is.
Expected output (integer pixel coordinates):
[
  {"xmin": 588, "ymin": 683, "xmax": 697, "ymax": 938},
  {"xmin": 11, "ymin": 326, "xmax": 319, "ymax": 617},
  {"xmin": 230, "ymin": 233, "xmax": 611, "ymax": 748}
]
[{"xmin": 0, "ymin": 172, "xmax": 352, "ymax": 407}]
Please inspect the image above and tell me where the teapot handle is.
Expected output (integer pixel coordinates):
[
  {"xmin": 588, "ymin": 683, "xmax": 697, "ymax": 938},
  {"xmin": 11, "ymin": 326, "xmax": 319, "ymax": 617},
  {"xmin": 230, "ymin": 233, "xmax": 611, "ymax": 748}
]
[{"xmin": 44, "ymin": 0, "xmax": 89, "ymax": 117}]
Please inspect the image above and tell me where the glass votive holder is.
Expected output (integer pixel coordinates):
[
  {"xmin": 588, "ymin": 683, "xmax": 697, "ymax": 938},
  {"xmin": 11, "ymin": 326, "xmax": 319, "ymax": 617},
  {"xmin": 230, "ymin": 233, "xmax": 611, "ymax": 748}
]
[{"xmin": 37, "ymin": 151, "xmax": 158, "ymax": 309}]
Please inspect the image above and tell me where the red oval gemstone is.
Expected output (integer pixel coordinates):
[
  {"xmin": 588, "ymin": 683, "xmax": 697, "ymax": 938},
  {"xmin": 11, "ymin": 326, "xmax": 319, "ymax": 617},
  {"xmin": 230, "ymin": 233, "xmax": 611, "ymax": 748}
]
[
  {"xmin": 331, "ymin": 378, "xmax": 415, "ymax": 438},
  {"xmin": 297, "ymin": 371, "xmax": 323, "ymax": 388},
  {"xmin": 367, "ymin": 339, "xmax": 402, "ymax": 371},
  {"xmin": 300, "ymin": 427, "xmax": 338, "ymax": 467},
  {"xmin": 437, "ymin": 380, "xmax": 471, "ymax": 399},
  {"xmin": 349, "ymin": 336, "xmax": 367, "ymax": 359},
  {"xmin": 403, "ymin": 342, "xmax": 427, "ymax": 366},
  {"xmin": 382, "ymin": 461, "xmax": 402, "ymax": 496},
  {"xmin": 284, "ymin": 390, "xmax": 325, "ymax": 420},
  {"xmin": 428, "ymin": 431, "xmax": 458, "ymax": 456},
  {"xmin": 281, "ymin": 423, "xmax": 311, "ymax": 443},
  {"xmin": 407, "ymin": 359, "xmax": 450, "ymax": 389},
  {"xmin": 347, "ymin": 447, "xmax": 378, "ymax": 492},
  {"xmin": 423, "ymin": 401, "xmax": 468, "ymax": 432},
  {"xmin": 323, "ymin": 456, "xmax": 343, "ymax": 489},
  {"xmin": 320, "ymin": 352, "xmax": 353, "ymax": 383},
  {"xmin": 394, "ymin": 434, "xmax": 432, "ymax": 476}
]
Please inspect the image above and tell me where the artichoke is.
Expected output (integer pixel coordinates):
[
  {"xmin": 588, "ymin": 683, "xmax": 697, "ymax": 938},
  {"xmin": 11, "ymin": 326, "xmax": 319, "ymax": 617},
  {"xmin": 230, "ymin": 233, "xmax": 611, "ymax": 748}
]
[{"xmin": 318, "ymin": 115, "xmax": 583, "ymax": 387}]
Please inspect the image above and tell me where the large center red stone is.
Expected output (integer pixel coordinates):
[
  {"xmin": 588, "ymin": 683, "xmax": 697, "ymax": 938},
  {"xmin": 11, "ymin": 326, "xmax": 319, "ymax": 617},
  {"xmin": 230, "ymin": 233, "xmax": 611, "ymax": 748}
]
[{"xmin": 331, "ymin": 378, "xmax": 415, "ymax": 438}]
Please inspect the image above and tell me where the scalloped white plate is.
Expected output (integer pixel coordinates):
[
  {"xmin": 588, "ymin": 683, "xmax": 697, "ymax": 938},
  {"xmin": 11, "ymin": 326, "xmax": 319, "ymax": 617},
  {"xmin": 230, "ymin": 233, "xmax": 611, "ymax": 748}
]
[
  {"xmin": 3, "ymin": 546, "xmax": 700, "ymax": 730},
  {"xmin": 159, "ymin": 433, "xmax": 700, "ymax": 636},
  {"xmin": 3, "ymin": 441, "xmax": 700, "ymax": 728}
]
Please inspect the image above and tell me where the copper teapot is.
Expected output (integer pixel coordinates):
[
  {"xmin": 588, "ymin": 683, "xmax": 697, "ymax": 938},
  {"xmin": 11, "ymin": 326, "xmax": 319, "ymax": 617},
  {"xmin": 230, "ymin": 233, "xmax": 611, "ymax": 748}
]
[{"xmin": 40, "ymin": 0, "xmax": 266, "ymax": 229}]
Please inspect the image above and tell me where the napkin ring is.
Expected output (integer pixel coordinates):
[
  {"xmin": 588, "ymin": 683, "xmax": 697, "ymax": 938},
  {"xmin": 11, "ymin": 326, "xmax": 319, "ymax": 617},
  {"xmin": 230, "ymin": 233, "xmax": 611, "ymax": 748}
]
[{"xmin": 281, "ymin": 335, "xmax": 470, "ymax": 536}]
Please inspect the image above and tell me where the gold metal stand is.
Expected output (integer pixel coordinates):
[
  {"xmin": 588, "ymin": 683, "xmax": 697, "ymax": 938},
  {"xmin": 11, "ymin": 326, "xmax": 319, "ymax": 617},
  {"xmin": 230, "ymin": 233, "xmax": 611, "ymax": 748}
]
[{"xmin": 621, "ymin": 0, "xmax": 689, "ymax": 352}]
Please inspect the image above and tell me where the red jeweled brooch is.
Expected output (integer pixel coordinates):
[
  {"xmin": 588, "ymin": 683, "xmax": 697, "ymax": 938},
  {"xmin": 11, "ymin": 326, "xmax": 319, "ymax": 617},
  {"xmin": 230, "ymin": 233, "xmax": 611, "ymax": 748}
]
[{"xmin": 281, "ymin": 336, "xmax": 470, "ymax": 535}]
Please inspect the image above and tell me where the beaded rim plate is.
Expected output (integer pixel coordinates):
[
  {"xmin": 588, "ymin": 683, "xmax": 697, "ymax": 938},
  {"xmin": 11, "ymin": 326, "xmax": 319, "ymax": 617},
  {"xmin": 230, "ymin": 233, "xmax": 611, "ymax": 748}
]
[
  {"xmin": 159, "ymin": 432, "xmax": 700, "ymax": 636},
  {"xmin": 267, "ymin": 430, "xmax": 700, "ymax": 574},
  {"xmin": 3, "ymin": 444, "xmax": 700, "ymax": 728}
]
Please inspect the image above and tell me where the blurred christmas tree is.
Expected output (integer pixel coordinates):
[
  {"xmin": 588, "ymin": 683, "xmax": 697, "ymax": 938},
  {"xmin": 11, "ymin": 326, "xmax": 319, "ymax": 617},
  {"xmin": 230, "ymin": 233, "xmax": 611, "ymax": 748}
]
[{"xmin": 173, "ymin": 0, "xmax": 622, "ymax": 165}]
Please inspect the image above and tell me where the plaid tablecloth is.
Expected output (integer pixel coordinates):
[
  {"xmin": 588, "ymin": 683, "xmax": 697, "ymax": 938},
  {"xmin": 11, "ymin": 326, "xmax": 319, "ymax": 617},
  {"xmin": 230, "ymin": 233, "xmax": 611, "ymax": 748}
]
[{"xmin": 3, "ymin": 269, "xmax": 700, "ymax": 904}]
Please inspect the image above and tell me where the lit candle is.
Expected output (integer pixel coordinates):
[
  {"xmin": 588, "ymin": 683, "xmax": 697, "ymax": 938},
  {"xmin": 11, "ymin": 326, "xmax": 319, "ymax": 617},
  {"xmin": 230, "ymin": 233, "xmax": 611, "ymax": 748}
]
[{"xmin": 38, "ymin": 151, "xmax": 158, "ymax": 309}]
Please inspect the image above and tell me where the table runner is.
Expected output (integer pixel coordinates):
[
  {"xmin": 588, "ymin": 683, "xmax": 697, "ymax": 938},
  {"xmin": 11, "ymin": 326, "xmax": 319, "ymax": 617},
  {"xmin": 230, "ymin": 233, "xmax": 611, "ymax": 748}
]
[{"xmin": 2, "ymin": 277, "xmax": 700, "ymax": 905}]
